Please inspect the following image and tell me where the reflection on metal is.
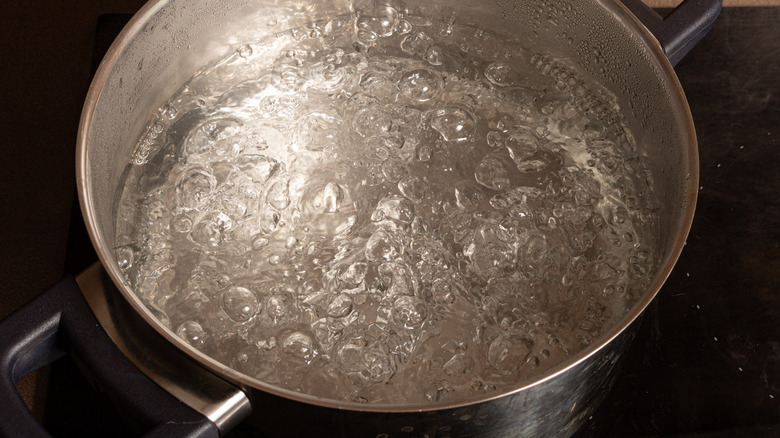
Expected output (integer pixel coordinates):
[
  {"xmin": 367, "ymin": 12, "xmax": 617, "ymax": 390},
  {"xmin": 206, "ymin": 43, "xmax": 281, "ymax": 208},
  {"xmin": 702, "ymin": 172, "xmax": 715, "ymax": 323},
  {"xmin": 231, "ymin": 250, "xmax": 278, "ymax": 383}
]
[
  {"xmin": 76, "ymin": 263, "xmax": 252, "ymax": 434},
  {"xmin": 75, "ymin": 0, "xmax": 702, "ymax": 434}
]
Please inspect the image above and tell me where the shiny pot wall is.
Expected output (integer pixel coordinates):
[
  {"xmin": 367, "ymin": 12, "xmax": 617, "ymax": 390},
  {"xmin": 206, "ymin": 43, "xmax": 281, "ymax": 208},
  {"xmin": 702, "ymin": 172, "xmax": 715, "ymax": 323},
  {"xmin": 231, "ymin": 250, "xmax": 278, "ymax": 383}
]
[{"xmin": 75, "ymin": 0, "xmax": 711, "ymax": 436}]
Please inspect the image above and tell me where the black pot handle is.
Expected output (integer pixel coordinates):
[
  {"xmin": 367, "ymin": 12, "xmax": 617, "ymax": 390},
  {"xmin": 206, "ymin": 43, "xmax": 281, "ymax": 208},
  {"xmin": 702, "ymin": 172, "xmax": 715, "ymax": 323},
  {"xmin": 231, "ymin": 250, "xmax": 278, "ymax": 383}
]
[
  {"xmin": 0, "ymin": 276, "xmax": 219, "ymax": 438},
  {"xmin": 620, "ymin": 0, "xmax": 722, "ymax": 66}
]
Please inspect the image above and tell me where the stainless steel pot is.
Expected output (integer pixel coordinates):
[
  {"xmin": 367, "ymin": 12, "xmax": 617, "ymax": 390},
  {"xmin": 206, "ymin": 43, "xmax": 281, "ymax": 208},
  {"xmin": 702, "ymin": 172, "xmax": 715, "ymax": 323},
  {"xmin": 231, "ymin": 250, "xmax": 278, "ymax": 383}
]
[{"xmin": 0, "ymin": 0, "xmax": 720, "ymax": 436}]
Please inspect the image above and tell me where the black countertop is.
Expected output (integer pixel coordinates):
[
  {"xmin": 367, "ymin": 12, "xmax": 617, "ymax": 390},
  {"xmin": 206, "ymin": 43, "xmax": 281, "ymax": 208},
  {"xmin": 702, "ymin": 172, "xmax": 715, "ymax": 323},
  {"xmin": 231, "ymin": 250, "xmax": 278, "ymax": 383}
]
[
  {"xmin": 1, "ymin": 5, "xmax": 778, "ymax": 437},
  {"xmin": 578, "ymin": 7, "xmax": 780, "ymax": 437}
]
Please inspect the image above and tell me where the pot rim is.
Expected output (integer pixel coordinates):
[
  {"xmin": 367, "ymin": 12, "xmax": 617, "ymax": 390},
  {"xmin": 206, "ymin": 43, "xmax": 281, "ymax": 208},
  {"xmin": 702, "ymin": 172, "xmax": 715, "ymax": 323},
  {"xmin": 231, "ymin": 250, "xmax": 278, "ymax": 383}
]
[{"xmin": 76, "ymin": 0, "xmax": 698, "ymax": 413}]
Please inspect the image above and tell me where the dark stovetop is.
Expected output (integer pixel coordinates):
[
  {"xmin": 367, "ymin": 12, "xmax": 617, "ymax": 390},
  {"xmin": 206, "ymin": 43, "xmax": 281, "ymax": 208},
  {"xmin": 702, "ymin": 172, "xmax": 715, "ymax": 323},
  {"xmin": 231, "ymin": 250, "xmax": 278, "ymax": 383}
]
[
  {"xmin": 576, "ymin": 7, "xmax": 780, "ymax": 436},
  {"xmin": 27, "ymin": 6, "xmax": 780, "ymax": 438}
]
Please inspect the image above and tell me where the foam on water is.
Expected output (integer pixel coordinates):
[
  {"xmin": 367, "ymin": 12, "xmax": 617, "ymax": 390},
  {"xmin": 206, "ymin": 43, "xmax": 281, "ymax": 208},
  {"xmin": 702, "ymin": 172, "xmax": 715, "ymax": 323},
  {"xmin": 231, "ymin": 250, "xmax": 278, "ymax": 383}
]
[{"xmin": 114, "ymin": 7, "xmax": 660, "ymax": 405}]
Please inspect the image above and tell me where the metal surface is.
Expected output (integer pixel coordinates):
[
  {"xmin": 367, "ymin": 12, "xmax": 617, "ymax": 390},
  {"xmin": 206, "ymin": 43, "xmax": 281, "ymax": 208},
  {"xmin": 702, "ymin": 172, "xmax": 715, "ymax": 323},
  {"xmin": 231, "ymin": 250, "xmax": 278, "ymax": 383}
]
[
  {"xmin": 76, "ymin": 261, "xmax": 640, "ymax": 437},
  {"xmin": 75, "ymin": 0, "xmax": 699, "ymax": 435},
  {"xmin": 76, "ymin": 263, "xmax": 252, "ymax": 434}
]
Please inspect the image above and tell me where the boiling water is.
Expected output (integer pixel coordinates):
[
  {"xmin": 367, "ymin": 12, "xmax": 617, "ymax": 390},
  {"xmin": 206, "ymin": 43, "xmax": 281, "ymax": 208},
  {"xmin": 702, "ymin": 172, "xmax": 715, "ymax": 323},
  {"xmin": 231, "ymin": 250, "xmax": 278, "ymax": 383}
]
[{"xmin": 115, "ymin": 7, "xmax": 659, "ymax": 405}]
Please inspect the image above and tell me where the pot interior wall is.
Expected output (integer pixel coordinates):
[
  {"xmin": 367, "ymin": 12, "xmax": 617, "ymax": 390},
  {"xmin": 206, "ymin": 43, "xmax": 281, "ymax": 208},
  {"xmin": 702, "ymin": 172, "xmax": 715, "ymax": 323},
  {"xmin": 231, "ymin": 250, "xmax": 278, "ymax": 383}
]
[{"xmin": 80, "ymin": 0, "xmax": 694, "ymax": 396}]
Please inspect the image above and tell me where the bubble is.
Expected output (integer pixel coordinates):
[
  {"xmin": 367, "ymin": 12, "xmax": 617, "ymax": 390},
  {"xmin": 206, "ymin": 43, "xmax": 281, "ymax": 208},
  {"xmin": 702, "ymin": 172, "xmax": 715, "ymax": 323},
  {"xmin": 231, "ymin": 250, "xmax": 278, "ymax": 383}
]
[
  {"xmin": 505, "ymin": 131, "xmax": 540, "ymax": 164},
  {"xmin": 216, "ymin": 274, "xmax": 232, "ymax": 289},
  {"xmin": 267, "ymin": 179, "xmax": 290, "ymax": 210},
  {"xmin": 222, "ymin": 286, "xmax": 260, "ymax": 322},
  {"xmin": 256, "ymin": 210, "xmax": 281, "ymax": 235},
  {"xmin": 365, "ymin": 229, "xmax": 398, "ymax": 262},
  {"xmin": 401, "ymin": 31, "xmax": 434, "ymax": 56},
  {"xmin": 293, "ymin": 111, "xmax": 342, "ymax": 152},
  {"xmin": 484, "ymin": 61, "xmax": 516, "ymax": 87},
  {"xmin": 379, "ymin": 262, "xmax": 416, "ymax": 297},
  {"xmin": 486, "ymin": 131, "xmax": 505, "ymax": 148},
  {"xmin": 392, "ymin": 295, "xmax": 427, "ymax": 327},
  {"xmin": 417, "ymin": 144, "xmax": 433, "ymax": 162},
  {"xmin": 430, "ymin": 107, "xmax": 475, "ymax": 142},
  {"xmin": 303, "ymin": 181, "xmax": 346, "ymax": 216},
  {"xmin": 151, "ymin": 122, "xmax": 164, "ymax": 136},
  {"xmin": 463, "ymin": 223, "xmax": 516, "ymax": 278},
  {"xmin": 356, "ymin": 5, "xmax": 399, "ymax": 38},
  {"xmin": 489, "ymin": 193, "xmax": 511, "ymax": 210},
  {"xmin": 629, "ymin": 263, "xmax": 648, "ymax": 277},
  {"xmin": 611, "ymin": 206, "xmax": 629, "ymax": 225},
  {"xmin": 325, "ymin": 48, "xmax": 345, "ymax": 65},
  {"xmin": 327, "ymin": 293, "xmax": 354, "ymax": 318},
  {"xmin": 375, "ymin": 146, "xmax": 390, "ymax": 160},
  {"xmin": 513, "ymin": 154, "xmax": 548, "ymax": 173},
  {"xmin": 340, "ymin": 262, "xmax": 368, "ymax": 285},
  {"xmin": 278, "ymin": 65, "xmax": 306, "ymax": 90},
  {"xmin": 396, "ymin": 20, "xmax": 412, "ymax": 34},
  {"xmin": 357, "ymin": 29, "xmax": 378, "ymax": 44},
  {"xmin": 398, "ymin": 175, "xmax": 427, "ymax": 203},
  {"xmin": 454, "ymin": 181, "xmax": 485, "ymax": 210},
  {"xmin": 231, "ymin": 346, "xmax": 269, "ymax": 379},
  {"xmin": 237, "ymin": 44, "xmax": 253, "ymax": 58},
  {"xmin": 360, "ymin": 71, "xmax": 396, "ymax": 100},
  {"xmin": 399, "ymin": 69, "xmax": 442, "ymax": 102},
  {"xmin": 185, "ymin": 117, "xmax": 243, "ymax": 157},
  {"xmin": 176, "ymin": 320, "xmax": 207, "ymax": 347},
  {"xmin": 353, "ymin": 106, "xmax": 392, "ymax": 138},
  {"xmin": 282, "ymin": 331, "xmax": 316, "ymax": 363},
  {"xmin": 517, "ymin": 231, "xmax": 566, "ymax": 282},
  {"xmin": 487, "ymin": 333, "xmax": 533, "ymax": 374},
  {"xmin": 630, "ymin": 250, "xmax": 650, "ymax": 265},
  {"xmin": 142, "ymin": 198, "xmax": 167, "ymax": 224},
  {"xmin": 380, "ymin": 133, "xmax": 405, "ymax": 149},
  {"xmin": 259, "ymin": 95, "xmax": 302, "ymax": 120},
  {"xmin": 164, "ymin": 104, "xmax": 178, "ymax": 120},
  {"xmin": 335, "ymin": 340, "xmax": 394, "ymax": 383},
  {"xmin": 175, "ymin": 167, "xmax": 217, "ymax": 209},
  {"xmin": 252, "ymin": 237, "xmax": 270, "ymax": 250},
  {"xmin": 190, "ymin": 222, "xmax": 220, "ymax": 249},
  {"xmin": 598, "ymin": 154, "xmax": 623, "ymax": 174},
  {"xmin": 443, "ymin": 353, "xmax": 476, "ymax": 376},
  {"xmin": 236, "ymin": 155, "xmax": 280, "ymax": 185},
  {"xmin": 431, "ymin": 278, "xmax": 456, "ymax": 304},
  {"xmin": 116, "ymin": 246, "xmax": 134, "ymax": 270},
  {"xmin": 190, "ymin": 212, "xmax": 232, "ymax": 248},
  {"xmin": 267, "ymin": 294, "xmax": 290, "ymax": 323},
  {"xmin": 321, "ymin": 182, "xmax": 344, "ymax": 213},
  {"xmin": 335, "ymin": 215, "xmax": 357, "ymax": 236},
  {"xmin": 553, "ymin": 201, "xmax": 592, "ymax": 226},
  {"xmin": 373, "ymin": 196, "xmax": 415, "ymax": 223},
  {"xmin": 381, "ymin": 159, "xmax": 406, "ymax": 182},
  {"xmin": 474, "ymin": 156, "xmax": 510, "ymax": 190},
  {"xmin": 424, "ymin": 46, "xmax": 443, "ymax": 65},
  {"xmin": 268, "ymin": 254, "xmax": 281, "ymax": 265}
]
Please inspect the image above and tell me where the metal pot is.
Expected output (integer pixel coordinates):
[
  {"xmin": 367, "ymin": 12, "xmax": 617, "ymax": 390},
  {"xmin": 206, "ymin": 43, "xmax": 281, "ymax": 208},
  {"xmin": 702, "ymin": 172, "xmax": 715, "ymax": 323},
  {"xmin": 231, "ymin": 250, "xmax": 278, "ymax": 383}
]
[{"xmin": 0, "ymin": 0, "xmax": 720, "ymax": 436}]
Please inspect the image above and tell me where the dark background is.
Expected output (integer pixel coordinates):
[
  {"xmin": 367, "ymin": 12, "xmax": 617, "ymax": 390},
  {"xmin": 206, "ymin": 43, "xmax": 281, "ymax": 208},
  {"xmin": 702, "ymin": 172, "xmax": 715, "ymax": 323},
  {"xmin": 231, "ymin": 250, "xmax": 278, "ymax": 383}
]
[
  {"xmin": 0, "ymin": 0, "xmax": 148, "ymax": 420},
  {"xmin": 0, "ymin": 2, "xmax": 778, "ymax": 436}
]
